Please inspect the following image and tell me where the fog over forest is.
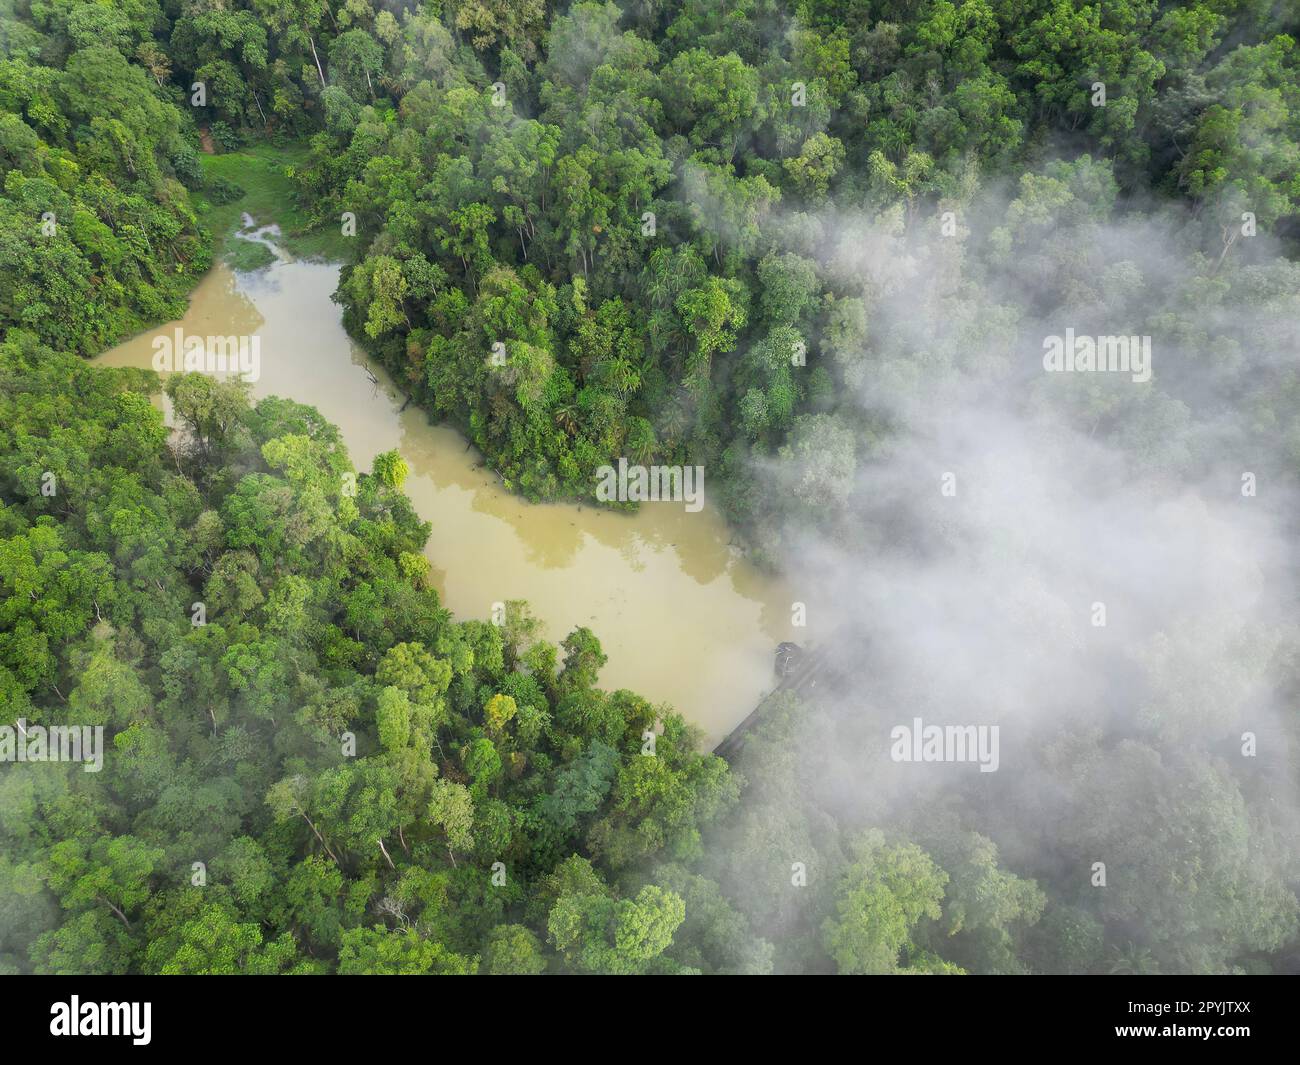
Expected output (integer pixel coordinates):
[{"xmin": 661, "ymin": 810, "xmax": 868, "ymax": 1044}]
[{"xmin": 710, "ymin": 180, "xmax": 1300, "ymax": 973}]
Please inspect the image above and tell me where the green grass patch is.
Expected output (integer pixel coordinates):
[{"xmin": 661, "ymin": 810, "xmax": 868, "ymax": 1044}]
[
  {"xmin": 192, "ymin": 140, "xmax": 350, "ymax": 264},
  {"xmin": 223, "ymin": 237, "xmax": 277, "ymax": 272}
]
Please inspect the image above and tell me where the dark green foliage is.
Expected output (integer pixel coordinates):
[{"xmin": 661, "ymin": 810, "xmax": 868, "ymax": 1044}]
[
  {"xmin": 291, "ymin": 0, "xmax": 1300, "ymax": 518},
  {"xmin": 0, "ymin": 34, "xmax": 210, "ymax": 353},
  {"xmin": 3, "ymin": 0, "xmax": 1299, "ymax": 978},
  {"xmin": 0, "ymin": 343, "xmax": 752, "ymax": 973}
]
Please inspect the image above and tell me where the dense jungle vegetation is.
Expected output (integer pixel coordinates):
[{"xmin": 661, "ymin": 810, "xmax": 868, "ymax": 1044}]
[{"xmin": 1, "ymin": 0, "xmax": 1299, "ymax": 974}]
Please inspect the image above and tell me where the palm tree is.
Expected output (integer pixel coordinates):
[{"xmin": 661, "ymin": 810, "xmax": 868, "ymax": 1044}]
[
  {"xmin": 600, "ymin": 357, "xmax": 641, "ymax": 395},
  {"xmin": 626, "ymin": 418, "xmax": 657, "ymax": 464},
  {"xmin": 553, "ymin": 404, "xmax": 579, "ymax": 437},
  {"xmin": 1108, "ymin": 943, "xmax": 1160, "ymax": 975},
  {"xmin": 658, "ymin": 395, "xmax": 692, "ymax": 451}
]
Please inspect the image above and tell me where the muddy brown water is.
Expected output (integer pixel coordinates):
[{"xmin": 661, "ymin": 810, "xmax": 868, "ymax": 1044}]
[{"xmin": 96, "ymin": 252, "xmax": 796, "ymax": 746}]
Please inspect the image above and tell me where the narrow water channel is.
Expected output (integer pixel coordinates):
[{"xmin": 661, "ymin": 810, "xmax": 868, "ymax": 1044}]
[{"xmin": 95, "ymin": 249, "xmax": 796, "ymax": 746}]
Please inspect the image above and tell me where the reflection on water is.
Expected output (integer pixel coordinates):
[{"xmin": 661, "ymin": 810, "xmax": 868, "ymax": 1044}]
[{"xmin": 96, "ymin": 257, "xmax": 796, "ymax": 746}]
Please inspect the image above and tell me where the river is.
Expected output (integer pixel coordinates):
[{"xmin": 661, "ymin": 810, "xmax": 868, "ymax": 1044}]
[{"xmin": 95, "ymin": 244, "xmax": 795, "ymax": 746}]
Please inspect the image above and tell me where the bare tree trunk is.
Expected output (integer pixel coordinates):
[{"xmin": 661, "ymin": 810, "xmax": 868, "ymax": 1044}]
[
  {"xmin": 1213, "ymin": 227, "xmax": 1238, "ymax": 276},
  {"xmin": 102, "ymin": 897, "xmax": 133, "ymax": 930},
  {"xmin": 309, "ymin": 36, "xmax": 326, "ymax": 88},
  {"xmin": 300, "ymin": 810, "xmax": 340, "ymax": 865}
]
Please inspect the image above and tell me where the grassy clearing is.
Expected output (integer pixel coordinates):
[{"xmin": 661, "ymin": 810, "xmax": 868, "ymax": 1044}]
[
  {"xmin": 193, "ymin": 140, "xmax": 350, "ymax": 265},
  {"xmin": 223, "ymin": 237, "xmax": 277, "ymax": 271}
]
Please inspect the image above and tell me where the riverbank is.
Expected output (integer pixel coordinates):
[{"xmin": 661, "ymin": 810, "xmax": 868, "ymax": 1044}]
[
  {"xmin": 92, "ymin": 142, "xmax": 799, "ymax": 743},
  {"xmin": 192, "ymin": 141, "xmax": 350, "ymax": 269},
  {"xmin": 95, "ymin": 250, "xmax": 796, "ymax": 746}
]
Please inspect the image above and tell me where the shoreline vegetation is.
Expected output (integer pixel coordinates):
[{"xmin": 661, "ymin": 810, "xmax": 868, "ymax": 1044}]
[{"xmin": 194, "ymin": 142, "xmax": 353, "ymax": 270}]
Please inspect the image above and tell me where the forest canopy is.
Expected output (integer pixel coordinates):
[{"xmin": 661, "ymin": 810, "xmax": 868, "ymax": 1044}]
[{"xmin": 1, "ymin": 0, "xmax": 1299, "ymax": 975}]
